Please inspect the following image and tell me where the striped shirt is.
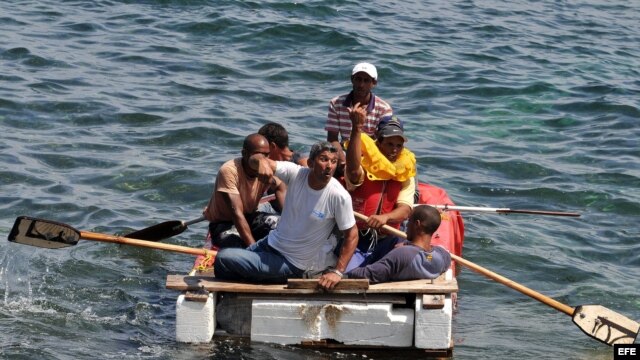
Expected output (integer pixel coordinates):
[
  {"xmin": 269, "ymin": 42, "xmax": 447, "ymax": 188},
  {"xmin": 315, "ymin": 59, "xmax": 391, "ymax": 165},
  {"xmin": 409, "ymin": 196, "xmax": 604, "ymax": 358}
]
[{"xmin": 324, "ymin": 91, "xmax": 393, "ymax": 141}]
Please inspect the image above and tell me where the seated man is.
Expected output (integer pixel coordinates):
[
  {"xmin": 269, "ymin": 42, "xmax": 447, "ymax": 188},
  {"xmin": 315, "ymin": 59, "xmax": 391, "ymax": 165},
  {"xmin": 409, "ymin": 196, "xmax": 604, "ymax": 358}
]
[
  {"xmin": 214, "ymin": 141, "xmax": 359, "ymax": 290},
  {"xmin": 257, "ymin": 122, "xmax": 292, "ymax": 213},
  {"xmin": 202, "ymin": 133, "xmax": 286, "ymax": 248},
  {"xmin": 344, "ymin": 111, "xmax": 416, "ymax": 270},
  {"xmin": 347, "ymin": 205, "xmax": 451, "ymax": 283},
  {"xmin": 258, "ymin": 122, "xmax": 294, "ymax": 162}
]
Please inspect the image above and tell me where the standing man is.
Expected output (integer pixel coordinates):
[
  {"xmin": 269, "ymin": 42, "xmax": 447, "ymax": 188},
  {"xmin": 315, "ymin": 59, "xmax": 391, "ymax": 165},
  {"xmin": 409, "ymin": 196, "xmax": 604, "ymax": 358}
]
[
  {"xmin": 344, "ymin": 111, "xmax": 416, "ymax": 271},
  {"xmin": 203, "ymin": 133, "xmax": 286, "ymax": 248},
  {"xmin": 325, "ymin": 62, "xmax": 393, "ymax": 164},
  {"xmin": 347, "ymin": 205, "xmax": 451, "ymax": 283},
  {"xmin": 214, "ymin": 141, "xmax": 359, "ymax": 290}
]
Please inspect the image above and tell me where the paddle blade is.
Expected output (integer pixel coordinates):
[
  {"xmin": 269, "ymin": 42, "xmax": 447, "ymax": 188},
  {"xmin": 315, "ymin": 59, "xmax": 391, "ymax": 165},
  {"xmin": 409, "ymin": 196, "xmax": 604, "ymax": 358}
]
[
  {"xmin": 124, "ymin": 221, "xmax": 186, "ymax": 241},
  {"xmin": 8, "ymin": 216, "xmax": 80, "ymax": 249},
  {"xmin": 573, "ymin": 305, "xmax": 639, "ymax": 345}
]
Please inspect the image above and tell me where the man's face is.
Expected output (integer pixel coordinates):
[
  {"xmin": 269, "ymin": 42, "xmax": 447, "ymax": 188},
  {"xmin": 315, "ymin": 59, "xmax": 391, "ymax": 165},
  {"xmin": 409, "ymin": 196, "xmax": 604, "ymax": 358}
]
[
  {"xmin": 377, "ymin": 136, "xmax": 405, "ymax": 162},
  {"xmin": 269, "ymin": 143, "xmax": 293, "ymax": 161},
  {"xmin": 351, "ymin": 72, "xmax": 376, "ymax": 98},
  {"xmin": 243, "ymin": 141, "xmax": 270, "ymax": 162},
  {"xmin": 309, "ymin": 150, "xmax": 338, "ymax": 185}
]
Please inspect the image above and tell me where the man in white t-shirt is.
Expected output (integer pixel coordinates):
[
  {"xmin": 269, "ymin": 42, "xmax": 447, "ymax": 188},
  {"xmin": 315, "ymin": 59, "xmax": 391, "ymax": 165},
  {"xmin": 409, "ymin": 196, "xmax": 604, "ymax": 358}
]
[{"xmin": 214, "ymin": 141, "xmax": 359, "ymax": 290}]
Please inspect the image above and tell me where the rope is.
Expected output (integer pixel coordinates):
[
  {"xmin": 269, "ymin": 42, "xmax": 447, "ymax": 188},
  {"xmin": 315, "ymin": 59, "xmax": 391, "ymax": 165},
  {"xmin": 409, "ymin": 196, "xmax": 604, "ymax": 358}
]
[{"xmin": 193, "ymin": 248, "xmax": 215, "ymax": 273}]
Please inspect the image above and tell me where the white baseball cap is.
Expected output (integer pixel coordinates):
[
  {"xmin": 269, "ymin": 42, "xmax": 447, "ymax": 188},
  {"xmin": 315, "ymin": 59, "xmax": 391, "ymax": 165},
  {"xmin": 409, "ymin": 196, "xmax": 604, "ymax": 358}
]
[{"xmin": 352, "ymin": 62, "xmax": 378, "ymax": 81}]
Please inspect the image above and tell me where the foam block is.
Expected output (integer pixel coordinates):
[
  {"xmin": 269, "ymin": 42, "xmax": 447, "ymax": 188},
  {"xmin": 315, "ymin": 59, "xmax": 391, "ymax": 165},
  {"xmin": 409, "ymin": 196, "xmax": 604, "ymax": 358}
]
[
  {"xmin": 251, "ymin": 300, "xmax": 414, "ymax": 347},
  {"xmin": 176, "ymin": 293, "xmax": 215, "ymax": 343}
]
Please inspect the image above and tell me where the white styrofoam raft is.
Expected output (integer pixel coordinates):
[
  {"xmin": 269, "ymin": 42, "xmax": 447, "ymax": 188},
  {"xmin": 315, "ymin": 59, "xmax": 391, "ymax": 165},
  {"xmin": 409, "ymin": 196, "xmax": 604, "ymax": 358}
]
[{"xmin": 251, "ymin": 300, "xmax": 414, "ymax": 347}]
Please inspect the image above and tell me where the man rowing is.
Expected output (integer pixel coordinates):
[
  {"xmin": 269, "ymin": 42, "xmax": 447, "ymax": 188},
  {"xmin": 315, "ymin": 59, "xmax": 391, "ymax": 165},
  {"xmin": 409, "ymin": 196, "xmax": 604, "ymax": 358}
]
[
  {"xmin": 347, "ymin": 205, "xmax": 451, "ymax": 283},
  {"xmin": 214, "ymin": 141, "xmax": 359, "ymax": 290}
]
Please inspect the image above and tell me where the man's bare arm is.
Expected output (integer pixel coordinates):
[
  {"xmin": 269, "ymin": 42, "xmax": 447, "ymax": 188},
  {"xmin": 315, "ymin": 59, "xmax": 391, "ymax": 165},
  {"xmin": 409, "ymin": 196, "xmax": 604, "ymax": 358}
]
[
  {"xmin": 345, "ymin": 103, "xmax": 366, "ymax": 184},
  {"xmin": 248, "ymin": 153, "xmax": 277, "ymax": 182},
  {"xmin": 367, "ymin": 204, "xmax": 412, "ymax": 230},
  {"xmin": 270, "ymin": 178, "xmax": 286, "ymax": 213},
  {"xmin": 220, "ymin": 192, "xmax": 256, "ymax": 246},
  {"xmin": 317, "ymin": 224, "xmax": 358, "ymax": 290},
  {"xmin": 335, "ymin": 225, "xmax": 359, "ymax": 273}
]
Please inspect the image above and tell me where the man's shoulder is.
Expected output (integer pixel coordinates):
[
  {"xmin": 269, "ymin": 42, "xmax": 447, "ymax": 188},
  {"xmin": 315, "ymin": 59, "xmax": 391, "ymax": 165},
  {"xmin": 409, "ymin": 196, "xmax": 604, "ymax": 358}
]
[
  {"xmin": 394, "ymin": 244, "xmax": 423, "ymax": 256},
  {"xmin": 328, "ymin": 177, "xmax": 350, "ymax": 195},
  {"xmin": 330, "ymin": 93, "xmax": 350, "ymax": 105},
  {"xmin": 419, "ymin": 246, "xmax": 452, "ymax": 267},
  {"xmin": 277, "ymin": 160, "xmax": 304, "ymax": 176},
  {"xmin": 218, "ymin": 158, "xmax": 241, "ymax": 175},
  {"xmin": 373, "ymin": 95, "xmax": 392, "ymax": 111},
  {"xmin": 432, "ymin": 245, "xmax": 452, "ymax": 259}
]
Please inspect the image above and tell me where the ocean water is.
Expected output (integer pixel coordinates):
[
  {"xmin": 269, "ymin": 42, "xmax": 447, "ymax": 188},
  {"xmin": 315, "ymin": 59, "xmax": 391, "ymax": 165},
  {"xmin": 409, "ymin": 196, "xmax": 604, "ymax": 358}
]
[{"xmin": 1, "ymin": 1, "xmax": 638, "ymax": 359}]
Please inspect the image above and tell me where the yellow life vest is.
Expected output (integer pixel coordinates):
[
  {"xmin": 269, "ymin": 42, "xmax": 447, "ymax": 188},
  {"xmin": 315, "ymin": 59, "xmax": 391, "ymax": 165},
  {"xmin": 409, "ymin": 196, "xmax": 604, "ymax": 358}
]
[{"xmin": 346, "ymin": 133, "xmax": 416, "ymax": 182}]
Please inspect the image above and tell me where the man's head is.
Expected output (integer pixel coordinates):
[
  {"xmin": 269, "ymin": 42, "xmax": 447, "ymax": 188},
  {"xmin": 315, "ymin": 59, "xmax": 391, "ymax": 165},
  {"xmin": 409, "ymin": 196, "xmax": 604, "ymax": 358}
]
[
  {"xmin": 241, "ymin": 133, "xmax": 270, "ymax": 164},
  {"xmin": 258, "ymin": 122, "xmax": 293, "ymax": 161},
  {"xmin": 376, "ymin": 115, "xmax": 407, "ymax": 162},
  {"xmin": 406, "ymin": 205, "xmax": 441, "ymax": 242},
  {"xmin": 351, "ymin": 62, "xmax": 378, "ymax": 99},
  {"xmin": 307, "ymin": 141, "xmax": 339, "ymax": 188}
]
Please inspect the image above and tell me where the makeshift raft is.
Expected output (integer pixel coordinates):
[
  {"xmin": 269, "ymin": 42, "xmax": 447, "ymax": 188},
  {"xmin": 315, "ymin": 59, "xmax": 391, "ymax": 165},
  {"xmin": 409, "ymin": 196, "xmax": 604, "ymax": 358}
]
[
  {"xmin": 166, "ymin": 272, "xmax": 457, "ymax": 355},
  {"xmin": 165, "ymin": 182, "xmax": 464, "ymax": 354}
]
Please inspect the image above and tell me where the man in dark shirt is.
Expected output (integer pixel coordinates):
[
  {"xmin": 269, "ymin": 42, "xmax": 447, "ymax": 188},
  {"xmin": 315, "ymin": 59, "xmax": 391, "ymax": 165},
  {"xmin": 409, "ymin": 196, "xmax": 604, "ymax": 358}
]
[{"xmin": 347, "ymin": 205, "xmax": 451, "ymax": 283}]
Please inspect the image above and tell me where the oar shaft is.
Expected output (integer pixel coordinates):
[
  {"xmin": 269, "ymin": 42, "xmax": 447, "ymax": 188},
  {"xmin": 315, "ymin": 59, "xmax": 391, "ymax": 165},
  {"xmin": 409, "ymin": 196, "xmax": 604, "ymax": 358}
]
[
  {"xmin": 449, "ymin": 253, "xmax": 574, "ymax": 316},
  {"xmin": 183, "ymin": 216, "xmax": 206, "ymax": 227},
  {"xmin": 495, "ymin": 209, "xmax": 581, "ymax": 217},
  {"xmin": 80, "ymin": 231, "xmax": 217, "ymax": 257},
  {"xmin": 354, "ymin": 212, "xmax": 576, "ymax": 316},
  {"xmin": 423, "ymin": 204, "xmax": 580, "ymax": 217}
]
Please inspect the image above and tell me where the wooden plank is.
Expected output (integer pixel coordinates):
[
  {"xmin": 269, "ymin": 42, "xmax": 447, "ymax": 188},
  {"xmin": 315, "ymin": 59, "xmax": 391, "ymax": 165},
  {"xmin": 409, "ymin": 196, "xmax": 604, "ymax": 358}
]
[
  {"xmin": 301, "ymin": 340, "xmax": 327, "ymax": 346},
  {"xmin": 234, "ymin": 293, "xmax": 408, "ymax": 304},
  {"xmin": 166, "ymin": 275, "xmax": 458, "ymax": 294},
  {"xmin": 367, "ymin": 278, "xmax": 457, "ymax": 294},
  {"xmin": 286, "ymin": 278, "xmax": 369, "ymax": 290},
  {"xmin": 184, "ymin": 291, "xmax": 210, "ymax": 302},
  {"xmin": 422, "ymin": 294, "xmax": 445, "ymax": 309}
]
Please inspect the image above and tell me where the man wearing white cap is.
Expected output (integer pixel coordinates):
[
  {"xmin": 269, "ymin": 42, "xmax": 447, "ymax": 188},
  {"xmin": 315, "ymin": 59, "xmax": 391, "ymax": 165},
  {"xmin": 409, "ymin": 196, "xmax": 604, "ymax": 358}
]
[{"xmin": 325, "ymin": 62, "xmax": 393, "ymax": 166}]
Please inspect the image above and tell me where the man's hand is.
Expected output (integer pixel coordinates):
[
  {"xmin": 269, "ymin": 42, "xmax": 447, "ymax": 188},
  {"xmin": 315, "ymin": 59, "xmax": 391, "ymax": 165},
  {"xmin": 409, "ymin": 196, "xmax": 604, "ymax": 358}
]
[
  {"xmin": 318, "ymin": 271, "xmax": 342, "ymax": 291},
  {"xmin": 367, "ymin": 214, "xmax": 390, "ymax": 229},
  {"xmin": 348, "ymin": 102, "xmax": 367, "ymax": 130},
  {"xmin": 255, "ymin": 155, "xmax": 274, "ymax": 183}
]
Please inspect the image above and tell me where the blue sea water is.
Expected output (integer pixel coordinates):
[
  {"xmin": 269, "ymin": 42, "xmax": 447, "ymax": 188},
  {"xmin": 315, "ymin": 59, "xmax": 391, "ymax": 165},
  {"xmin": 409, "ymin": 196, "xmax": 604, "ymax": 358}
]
[{"xmin": 1, "ymin": 1, "xmax": 638, "ymax": 359}]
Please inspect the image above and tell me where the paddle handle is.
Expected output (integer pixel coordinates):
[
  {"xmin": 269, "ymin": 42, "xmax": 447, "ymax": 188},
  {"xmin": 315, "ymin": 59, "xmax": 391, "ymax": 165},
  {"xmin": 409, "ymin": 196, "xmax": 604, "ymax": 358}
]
[
  {"xmin": 184, "ymin": 216, "xmax": 206, "ymax": 227},
  {"xmin": 353, "ymin": 212, "xmax": 575, "ymax": 316},
  {"xmin": 424, "ymin": 204, "xmax": 580, "ymax": 217},
  {"xmin": 80, "ymin": 230, "xmax": 217, "ymax": 258}
]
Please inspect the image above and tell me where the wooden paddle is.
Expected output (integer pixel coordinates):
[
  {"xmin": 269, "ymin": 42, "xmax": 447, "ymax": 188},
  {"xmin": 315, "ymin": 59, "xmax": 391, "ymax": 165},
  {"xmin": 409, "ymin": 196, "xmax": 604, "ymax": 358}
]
[
  {"xmin": 353, "ymin": 211, "xmax": 638, "ymax": 346},
  {"xmin": 8, "ymin": 216, "xmax": 217, "ymax": 258},
  {"xmin": 124, "ymin": 216, "xmax": 205, "ymax": 241},
  {"xmin": 418, "ymin": 204, "xmax": 580, "ymax": 217},
  {"xmin": 124, "ymin": 194, "xmax": 278, "ymax": 241}
]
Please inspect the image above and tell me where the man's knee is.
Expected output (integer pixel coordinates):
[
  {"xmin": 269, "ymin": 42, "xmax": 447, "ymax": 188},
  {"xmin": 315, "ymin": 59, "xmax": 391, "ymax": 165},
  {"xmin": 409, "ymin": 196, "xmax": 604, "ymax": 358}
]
[{"xmin": 214, "ymin": 248, "xmax": 245, "ymax": 279}]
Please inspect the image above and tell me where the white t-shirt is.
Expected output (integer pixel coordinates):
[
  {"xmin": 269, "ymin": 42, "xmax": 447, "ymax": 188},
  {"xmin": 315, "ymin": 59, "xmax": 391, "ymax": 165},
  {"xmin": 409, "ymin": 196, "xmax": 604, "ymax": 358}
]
[{"xmin": 268, "ymin": 161, "xmax": 355, "ymax": 270}]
